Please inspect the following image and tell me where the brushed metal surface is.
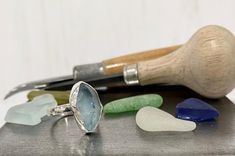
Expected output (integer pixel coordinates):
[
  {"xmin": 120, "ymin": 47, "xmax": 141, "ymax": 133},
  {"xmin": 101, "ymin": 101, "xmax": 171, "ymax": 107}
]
[{"xmin": 0, "ymin": 86, "xmax": 235, "ymax": 155}]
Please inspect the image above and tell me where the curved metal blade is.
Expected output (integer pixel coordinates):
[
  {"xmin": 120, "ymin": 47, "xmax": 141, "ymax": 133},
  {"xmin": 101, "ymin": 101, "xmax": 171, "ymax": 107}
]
[
  {"xmin": 4, "ymin": 75, "xmax": 73, "ymax": 100},
  {"xmin": 4, "ymin": 74, "xmax": 125, "ymax": 100}
]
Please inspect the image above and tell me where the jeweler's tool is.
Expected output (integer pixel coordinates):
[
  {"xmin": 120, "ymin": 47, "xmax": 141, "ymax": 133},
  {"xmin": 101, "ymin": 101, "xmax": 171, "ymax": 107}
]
[
  {"xmin": 4, "ymin": 45, "xmax": 180, "ymax": 99},
  {"xmin": 123, "ymin": 25, "xmax": 235, "ymax": 98}
]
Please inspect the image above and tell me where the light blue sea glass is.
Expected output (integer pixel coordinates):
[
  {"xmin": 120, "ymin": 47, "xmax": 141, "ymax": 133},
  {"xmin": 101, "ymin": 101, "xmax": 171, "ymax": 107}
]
[
  {"xmin": 70, "ymin": 82, "xmax": 103, "ymax": 133},
  {"xmin": 5, "ymin": 94, "xmax": 57, "ymax": 125}
]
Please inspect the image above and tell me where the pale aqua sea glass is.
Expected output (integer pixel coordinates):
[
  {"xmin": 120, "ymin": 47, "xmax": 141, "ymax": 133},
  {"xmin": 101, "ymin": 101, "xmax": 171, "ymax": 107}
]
[{"xmin": 5, "ymin": 94, "xmax": 57, "ymax": 125}]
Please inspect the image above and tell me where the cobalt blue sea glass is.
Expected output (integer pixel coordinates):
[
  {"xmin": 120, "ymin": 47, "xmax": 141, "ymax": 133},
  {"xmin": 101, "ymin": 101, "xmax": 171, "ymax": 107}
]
[
  {"xmin": 176, "ymin": 98, "xmax": 219, "ymax": 122},
  {"xmin": 70, "ymin": 81, "xmax": 103, "ymax": 133}
]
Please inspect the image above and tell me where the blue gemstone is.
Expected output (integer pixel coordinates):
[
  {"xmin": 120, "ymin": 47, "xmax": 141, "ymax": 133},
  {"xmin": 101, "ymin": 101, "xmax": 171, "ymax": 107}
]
[
  {"xmin": 176, "ymin": 98, "xmax": 219, "ymax": 122},
  {"xmin": 76, "ymin": 83, "xmax": 102, "ymax": 132}
]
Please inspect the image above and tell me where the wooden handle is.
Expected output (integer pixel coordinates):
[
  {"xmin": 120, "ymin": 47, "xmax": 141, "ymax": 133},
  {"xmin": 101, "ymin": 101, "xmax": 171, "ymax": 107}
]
[
  {"xmin": 102, "ymin": 45, "xmax": 181, "ymax": 75},
  {"xmin": 137, "ymin": 25, "xmax": 235, "ymax": 98}
]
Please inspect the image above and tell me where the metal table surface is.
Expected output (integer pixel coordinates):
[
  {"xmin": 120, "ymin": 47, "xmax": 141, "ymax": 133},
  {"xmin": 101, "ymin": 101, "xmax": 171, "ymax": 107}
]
[{"xmin": 0, "ymin": 85, "xmax": 235, "ymax": 155}]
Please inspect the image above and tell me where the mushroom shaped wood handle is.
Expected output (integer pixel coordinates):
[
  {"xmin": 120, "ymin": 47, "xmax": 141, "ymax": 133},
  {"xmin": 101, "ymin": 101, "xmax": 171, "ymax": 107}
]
[{"xmin": 124, "ymin": 25, "xmax": 235, "ymax": 98}]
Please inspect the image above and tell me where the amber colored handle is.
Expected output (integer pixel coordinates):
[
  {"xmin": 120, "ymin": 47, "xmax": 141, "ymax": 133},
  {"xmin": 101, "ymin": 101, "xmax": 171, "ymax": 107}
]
[{"xmin": 102, "ymin": 45, "xmax": 181, "ymax": 76}]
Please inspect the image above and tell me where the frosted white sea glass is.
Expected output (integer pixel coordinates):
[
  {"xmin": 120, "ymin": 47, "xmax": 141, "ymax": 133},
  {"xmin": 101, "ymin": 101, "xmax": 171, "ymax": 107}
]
[
  {"xmin": 136, "ymin": 106, "xmax": 196, "ymax": 132},
  {"xmin": 5, "ymin": 94, "xmax": 57, "ymax": 125}
]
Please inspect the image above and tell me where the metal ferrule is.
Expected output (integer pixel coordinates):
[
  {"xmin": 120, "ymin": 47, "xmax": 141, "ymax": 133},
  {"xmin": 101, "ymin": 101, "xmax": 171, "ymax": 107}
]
[
  {"xmin": 73, "ymin": 63, "xmax": 105, "ymax": 81},
  {"xmin": 123, "ymin": 64, "xmax": 139, "ymax": 85}
]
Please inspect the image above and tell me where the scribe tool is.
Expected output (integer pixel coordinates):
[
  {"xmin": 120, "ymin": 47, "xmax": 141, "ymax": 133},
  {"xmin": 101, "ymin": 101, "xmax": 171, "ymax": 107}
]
[{"xmin": 7, "ymin": 25, "xmax": 235, "ymax": 99}]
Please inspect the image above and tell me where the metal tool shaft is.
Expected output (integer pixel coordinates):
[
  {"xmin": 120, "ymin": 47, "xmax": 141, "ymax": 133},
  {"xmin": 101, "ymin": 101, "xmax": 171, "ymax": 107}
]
[{"xmin": 4, "ymin": 45, "xmax": 180, "ymax": 99}]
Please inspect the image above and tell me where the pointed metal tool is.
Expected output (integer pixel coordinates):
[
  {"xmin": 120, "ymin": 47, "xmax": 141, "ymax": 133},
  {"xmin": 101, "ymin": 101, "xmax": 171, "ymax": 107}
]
[
  {"xmin": 4, "ymin": 45, "xmax": 180, "ymax": 99},
  {"xmin": 4, "ymin": 70, "xmax": 125, "ymax": 100},
  {"xmin": 4, "ymin": 75, "xmax": 74, "ymax": 99}
]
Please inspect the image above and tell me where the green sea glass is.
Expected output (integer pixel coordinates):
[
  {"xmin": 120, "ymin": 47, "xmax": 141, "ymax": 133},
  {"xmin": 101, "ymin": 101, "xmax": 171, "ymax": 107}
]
[
  {"xmin": 5, "ymin": 94, "xmax": 57, "ymax": 125},
  {"xmin": 104, "ymin": 94, "xmax": 163, "ymax": 113},
  {"xmin": 28, "ymin": 90, "xmax": 70, "ymax": 105}
]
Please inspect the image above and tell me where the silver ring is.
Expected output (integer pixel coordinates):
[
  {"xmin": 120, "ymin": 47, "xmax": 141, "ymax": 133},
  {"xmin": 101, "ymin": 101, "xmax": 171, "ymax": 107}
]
[
  {"xmin": 49, "ymin": 81, "xmax": 103, "ymax": 134},
  {"xmin": 48, "ymin": 104, "xmax": 73, "ymax": 117}
]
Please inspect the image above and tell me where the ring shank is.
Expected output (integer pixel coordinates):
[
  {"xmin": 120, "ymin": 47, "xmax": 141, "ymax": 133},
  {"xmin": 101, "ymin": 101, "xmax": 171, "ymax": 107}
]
[{"xmin": 48, "ymin": 104, "xmax": 73, "ymax": 117}]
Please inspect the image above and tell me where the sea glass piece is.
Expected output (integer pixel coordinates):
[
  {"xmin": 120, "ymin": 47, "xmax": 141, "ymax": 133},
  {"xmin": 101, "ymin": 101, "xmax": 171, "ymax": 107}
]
[
  {"xmin": 28, "ymin": 90, "xmax": 70, "ymax": 105},
  {"xmin": 176, "ymin": 98, "xmax": 219, "ymax": 122},
  {"xmin": 136, "ymin": 106, "xmax": 196, "ymax": 132},
  {"xmin": 104, "ymin": 94, "xmax": 163, "ymax": 113},
  {"xmin": 5, "ymin": 94, "xmax": 57, "ymax": 125},
  {"xmin": 70, "ymin": 81, "xmax": 103, "ymax": 133}
]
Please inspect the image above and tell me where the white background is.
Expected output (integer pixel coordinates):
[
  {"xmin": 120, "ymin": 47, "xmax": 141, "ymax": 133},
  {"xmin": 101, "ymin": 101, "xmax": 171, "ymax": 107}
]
[{"xmin": 0, "ymin": 0, "xmax": 235, "ymax": 126}]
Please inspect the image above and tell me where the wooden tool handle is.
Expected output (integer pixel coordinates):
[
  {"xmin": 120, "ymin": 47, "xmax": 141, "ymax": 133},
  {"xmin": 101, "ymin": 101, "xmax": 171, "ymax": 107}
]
[
  {"xmin": 102, "ymin": 45, "xmax": 181, "ymax": 75},
  {"xmin": 138, "ymin": 51, "xmax": 179, "ymax": 85},
  {"xmin": 135, "ymin": 25, "xmax": 235, "ymax": 98}
]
